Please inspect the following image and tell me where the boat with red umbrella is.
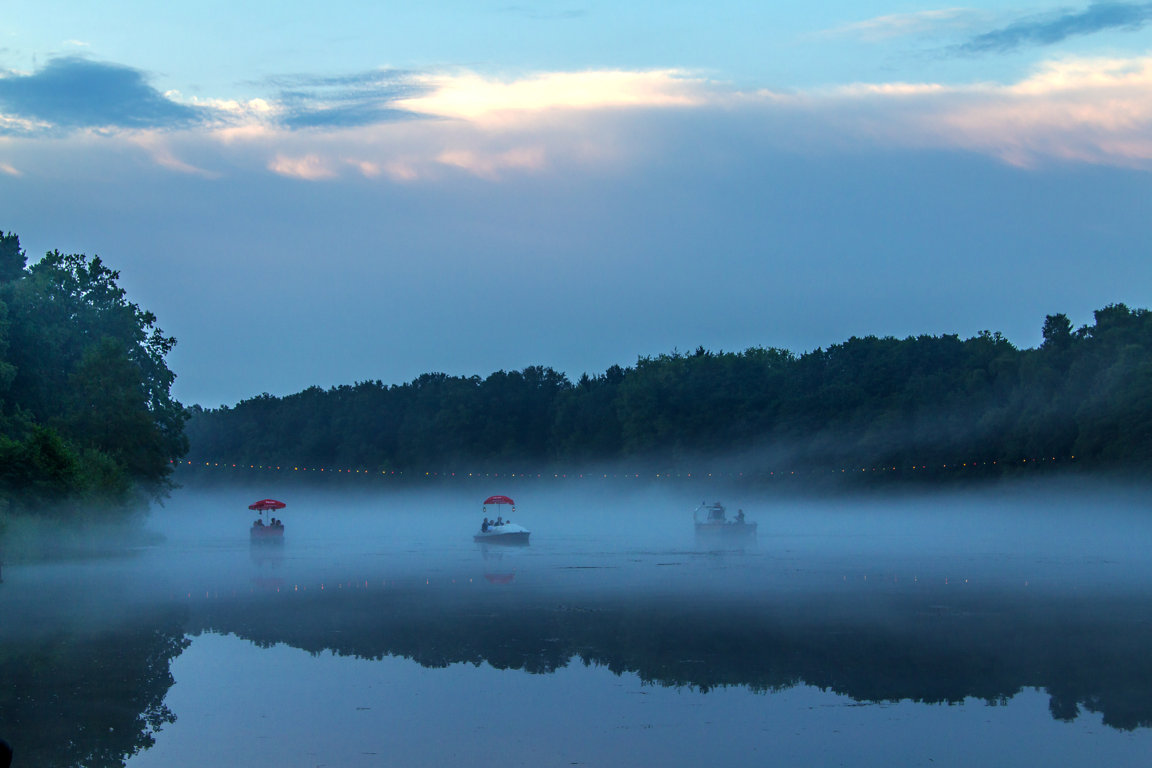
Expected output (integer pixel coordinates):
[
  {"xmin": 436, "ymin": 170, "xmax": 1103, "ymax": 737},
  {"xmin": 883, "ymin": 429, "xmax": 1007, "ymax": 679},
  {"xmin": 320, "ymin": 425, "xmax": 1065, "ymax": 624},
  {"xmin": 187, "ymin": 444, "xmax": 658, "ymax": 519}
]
[
  {"xmin": 474, "ymin": 495, "xmax": 530, "ymax": 545},
  {"xmin": 249, "ymin": 499, "xmax": 286, "ymax": 542}
]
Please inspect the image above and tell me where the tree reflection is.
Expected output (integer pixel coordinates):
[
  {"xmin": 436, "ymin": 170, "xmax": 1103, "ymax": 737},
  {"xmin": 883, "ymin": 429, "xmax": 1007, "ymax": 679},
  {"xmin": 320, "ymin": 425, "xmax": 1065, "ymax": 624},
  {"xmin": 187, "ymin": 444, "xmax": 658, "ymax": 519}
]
[
  {"xmin": 2, "ymin": 573, "xmax": 1150, "ymax": 768},
  {"xmin": 0, "ymin": 606, "xmax": 189, "ymax": 768},
  {"xmin": 189, "ymin": 580, "xmax": 1152, "ymax": 731}
]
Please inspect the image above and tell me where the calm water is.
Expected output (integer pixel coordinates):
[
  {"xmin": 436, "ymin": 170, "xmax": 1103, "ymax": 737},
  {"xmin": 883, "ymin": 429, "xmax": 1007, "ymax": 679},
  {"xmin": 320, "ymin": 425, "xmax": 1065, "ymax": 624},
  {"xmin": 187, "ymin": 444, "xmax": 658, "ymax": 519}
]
[{"xmin": 2, "ymin": 480, "xmax": 1152, "ymax": 767}]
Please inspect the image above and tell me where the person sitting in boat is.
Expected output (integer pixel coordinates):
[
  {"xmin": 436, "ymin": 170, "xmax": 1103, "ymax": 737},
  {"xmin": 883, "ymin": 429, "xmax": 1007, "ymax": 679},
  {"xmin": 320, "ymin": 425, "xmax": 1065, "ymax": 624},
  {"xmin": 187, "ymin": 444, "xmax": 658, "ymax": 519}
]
[
  {"xmin": 736, "ymin": 509, "xmax": 745, "ymax": 524},
  {"xmin": 254, "ymin": 518, "xmax": 264, "ymax": 527},
  {"xmin": 481, "ymin": 517, "xmax": 490, "ymax": 532},
  {"xmin": 495, "ymin": 515, "xmax": 503, "ymax": 526}
]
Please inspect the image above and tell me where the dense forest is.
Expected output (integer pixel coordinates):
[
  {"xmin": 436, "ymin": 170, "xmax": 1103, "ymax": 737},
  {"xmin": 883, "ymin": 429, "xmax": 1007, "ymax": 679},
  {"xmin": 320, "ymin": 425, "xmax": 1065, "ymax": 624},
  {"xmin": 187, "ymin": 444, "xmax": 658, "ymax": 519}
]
[
  {"xmin": 186, "ymin": 303, "xmax": 1152, "ymax": 482},
  {"xmin": 3, "ymin": 223, "xmax": 1149, "ymax": 507},
  {"xmin": 0, "ymin": 231, "xmax": 187, "ymax": 517}
]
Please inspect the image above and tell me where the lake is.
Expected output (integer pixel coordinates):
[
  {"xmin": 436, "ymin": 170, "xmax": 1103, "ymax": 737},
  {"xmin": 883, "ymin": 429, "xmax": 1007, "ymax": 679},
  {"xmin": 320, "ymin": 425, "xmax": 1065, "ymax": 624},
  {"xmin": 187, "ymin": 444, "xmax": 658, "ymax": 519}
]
[{"xmin": 2, "ymin": 479, "xmax": 1151, "ymax": 767}]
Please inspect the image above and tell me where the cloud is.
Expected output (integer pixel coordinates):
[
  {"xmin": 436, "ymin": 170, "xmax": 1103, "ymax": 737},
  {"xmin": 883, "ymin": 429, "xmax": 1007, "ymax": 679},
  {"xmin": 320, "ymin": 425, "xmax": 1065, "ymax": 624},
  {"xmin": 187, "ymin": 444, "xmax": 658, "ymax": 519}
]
[
  {"xmin": 268, "ymin": 153, "xmax": 339, "ymax": 180},
  {"xmin": 263, "ymin": 69, "xmax": 431, "ymax": 129},
  {"xmin": 0, "ymin": 56, "xmax": 204, "ymax": 132},
  {"xmin": 197, "ymin": 57, "xmax": 1152, "ymax": 181},
  {"xmin": 826, "ymin": 8, "xmax": 984, "ymax": 41},
  {"xmin": 436, "ymin": 146, "xmax": 547, "ymax": 178},
  {"xmin": 192, "ymin": 68, "xmax": 714, "ymax": 182},
  {"xmin": 806, "ymin": 55, "xmax": 1152, "ymax": 169},
  {"xmin": 6, "ymin": 56, "xmax": 1152, "ymax": 182},
  {"xmin": 958, "ymin": 2, "xmax": 1152, "ymax": 54},
  {"xmin": 395, "ymin": 69, "xmax": 708, "ymax": 122},
  {"xmin": 127, "ymin": 133, "xmax": 219, "ymax": 177},
  {"xmin": 281, "ymin": 102, "xmax": 424, "ymax": 129}
]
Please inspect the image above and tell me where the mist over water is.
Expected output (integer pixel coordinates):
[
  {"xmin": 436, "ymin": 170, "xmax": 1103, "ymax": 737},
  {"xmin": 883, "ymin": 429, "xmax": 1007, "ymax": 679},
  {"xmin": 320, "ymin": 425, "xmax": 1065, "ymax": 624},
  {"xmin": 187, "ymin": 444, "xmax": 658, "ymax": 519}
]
[
  {"xmin": 134, "ymin": 478, "xmax": 1152, "ymax": 598},
  {"xmin": 4, "ymin": 478, "xmax": 1152, "ymax": 767}
]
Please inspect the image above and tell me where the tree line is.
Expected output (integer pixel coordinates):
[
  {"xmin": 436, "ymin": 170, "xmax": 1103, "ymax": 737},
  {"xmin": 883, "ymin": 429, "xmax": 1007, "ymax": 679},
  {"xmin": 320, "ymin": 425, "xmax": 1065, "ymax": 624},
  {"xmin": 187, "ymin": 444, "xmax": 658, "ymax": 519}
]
[
  {"xmin": 0, "ymin": 231, "xmax": 187, "ymax": 517},
  {"xmin": 186, "ymin": 303, "xmax": 1152, "ymax": 481}
]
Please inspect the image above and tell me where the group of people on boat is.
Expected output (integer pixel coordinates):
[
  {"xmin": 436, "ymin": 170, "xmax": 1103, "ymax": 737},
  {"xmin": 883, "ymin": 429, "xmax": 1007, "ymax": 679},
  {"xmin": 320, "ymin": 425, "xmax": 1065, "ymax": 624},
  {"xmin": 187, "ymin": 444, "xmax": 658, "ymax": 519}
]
[
  {"xmin": 702, "ymin": 502, "xmax": 747, "ymax": 525},
  {"xmin": 252, "ymin": 517, "xmax": 284, "ymax": 529},
  {"xmin": 480, "ymin": 515, "xmax": 509, "ymax": 532}
]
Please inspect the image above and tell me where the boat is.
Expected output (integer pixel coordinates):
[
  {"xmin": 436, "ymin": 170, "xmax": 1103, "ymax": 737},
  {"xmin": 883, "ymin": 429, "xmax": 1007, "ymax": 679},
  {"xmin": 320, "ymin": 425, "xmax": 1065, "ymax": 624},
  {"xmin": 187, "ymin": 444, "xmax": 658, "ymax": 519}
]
[
  {"xmin": 247, "ymin": 525, "xmax": 281, "ymax": 543},
  {"xmin": 693, "ymin": 501, "xmax": 756, "ymax": 543},
  {"xmin": 474, "ymin": 495, "xmax": 531, "ymax": 545},
  {"xmin": 249, "ymin": 498, "xmax": 286, "ymax": 543}
]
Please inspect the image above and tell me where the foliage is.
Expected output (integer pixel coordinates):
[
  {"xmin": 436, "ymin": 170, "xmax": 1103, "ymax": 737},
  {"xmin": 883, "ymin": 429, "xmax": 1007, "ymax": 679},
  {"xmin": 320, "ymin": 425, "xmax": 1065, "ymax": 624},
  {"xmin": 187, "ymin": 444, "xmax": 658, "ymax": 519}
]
[
  {"xmin": 0, "ymin": 230, "xmax": 187, "ymax": 517},
  {"xmin": 186, "ymin": 304, "xmax": 1152, "ymax": 479}
]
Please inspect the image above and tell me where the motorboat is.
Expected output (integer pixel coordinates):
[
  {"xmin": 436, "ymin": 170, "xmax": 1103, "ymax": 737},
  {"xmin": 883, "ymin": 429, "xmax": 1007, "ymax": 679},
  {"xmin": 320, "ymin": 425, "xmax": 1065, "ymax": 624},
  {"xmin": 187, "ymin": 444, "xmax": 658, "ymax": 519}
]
[
  {"xmin": 474, "ymin": 495, "xmax": 531, "ymax": 545},
  {"xmin": 694, "ymin": 501, "xmax": 756, "ymax": 542}
]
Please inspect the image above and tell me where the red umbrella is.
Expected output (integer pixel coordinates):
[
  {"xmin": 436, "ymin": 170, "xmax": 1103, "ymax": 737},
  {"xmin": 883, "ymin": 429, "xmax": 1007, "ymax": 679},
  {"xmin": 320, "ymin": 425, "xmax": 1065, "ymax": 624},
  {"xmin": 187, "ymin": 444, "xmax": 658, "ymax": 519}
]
[
  {"xmin": 248, "ymin": 499, "xmax": 286, "ymax": 511},
  {"xmin": 483, "ymin": 495, "xmax": 515, "ymax": 505}
]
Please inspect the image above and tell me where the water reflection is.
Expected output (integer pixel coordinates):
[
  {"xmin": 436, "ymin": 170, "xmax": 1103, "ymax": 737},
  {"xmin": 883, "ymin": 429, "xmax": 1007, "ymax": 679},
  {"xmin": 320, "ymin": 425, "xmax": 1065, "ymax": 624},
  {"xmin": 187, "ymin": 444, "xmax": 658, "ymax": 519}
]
[
  {"xmin": 2, "ymin": 483, "xmax": 1152, "ymax": 766},
  {"xmin": 183, "ymin": 567, "xmax": 1152, "ymax": 729},
  {"xmin": 0, "ymin": 600, "xmax": 188, "ymax": 768}
]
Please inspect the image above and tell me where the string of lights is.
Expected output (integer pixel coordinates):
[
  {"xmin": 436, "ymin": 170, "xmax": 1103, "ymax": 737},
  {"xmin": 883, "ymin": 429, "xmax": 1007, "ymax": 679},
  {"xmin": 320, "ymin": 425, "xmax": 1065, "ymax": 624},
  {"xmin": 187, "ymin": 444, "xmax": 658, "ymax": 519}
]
[{"xmin": 173, "ymin": 455, "xmax": 1078, "ymax": 480}]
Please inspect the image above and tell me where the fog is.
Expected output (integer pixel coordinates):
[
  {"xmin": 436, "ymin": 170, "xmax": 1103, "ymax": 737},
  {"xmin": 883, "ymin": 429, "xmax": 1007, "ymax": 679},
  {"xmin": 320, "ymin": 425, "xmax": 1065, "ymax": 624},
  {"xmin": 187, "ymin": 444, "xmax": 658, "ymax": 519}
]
[
  {"xmin": 8, "ymin": 477, "xmax": 1151, "ymax": 626},
  {"xmin": 161, "ymin": 477, "xmax": 1152, "ymax": 578},
  {"xmin": 6, "ymin": 478, "xmax": 1152, "ymax": 766}
]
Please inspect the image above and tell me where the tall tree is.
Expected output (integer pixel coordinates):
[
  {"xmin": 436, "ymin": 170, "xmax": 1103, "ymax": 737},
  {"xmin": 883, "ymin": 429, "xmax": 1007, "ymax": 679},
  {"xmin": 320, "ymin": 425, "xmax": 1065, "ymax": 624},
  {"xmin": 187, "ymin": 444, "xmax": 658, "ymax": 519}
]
[
  {"xmin": 0, "ymin": 240, "xmax": 187, "ymax": 511},
  {"xmin": 0, "ymin": 231, "xmax": 26, "ymax": 283}
]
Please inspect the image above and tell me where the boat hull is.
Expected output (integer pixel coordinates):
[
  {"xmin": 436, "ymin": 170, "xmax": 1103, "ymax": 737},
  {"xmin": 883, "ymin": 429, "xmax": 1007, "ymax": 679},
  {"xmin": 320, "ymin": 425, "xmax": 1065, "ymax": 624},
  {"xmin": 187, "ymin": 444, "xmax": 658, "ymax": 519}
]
[
  {"xmin": 694, "ymin": 522, "xmax": 757, "ymax": 542},
  {"xmin": 251, "ymin": 526, "xmax": 284, "ymax": 543},
  {"xmin": 473, "ymin": 531, "xmax": 530, "ymax": 545}
]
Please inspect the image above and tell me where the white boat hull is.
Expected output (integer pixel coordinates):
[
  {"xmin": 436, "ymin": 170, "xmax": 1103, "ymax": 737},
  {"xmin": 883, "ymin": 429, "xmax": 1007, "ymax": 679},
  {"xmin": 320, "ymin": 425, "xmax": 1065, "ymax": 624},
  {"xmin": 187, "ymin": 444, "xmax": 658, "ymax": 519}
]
[
  {"xmin": 474, "ymin": 523, "xmax": 531, "ymax": 545},
  {"xmin": 695, "ymin": 521, "xmax": 757, "ymax": 541}
]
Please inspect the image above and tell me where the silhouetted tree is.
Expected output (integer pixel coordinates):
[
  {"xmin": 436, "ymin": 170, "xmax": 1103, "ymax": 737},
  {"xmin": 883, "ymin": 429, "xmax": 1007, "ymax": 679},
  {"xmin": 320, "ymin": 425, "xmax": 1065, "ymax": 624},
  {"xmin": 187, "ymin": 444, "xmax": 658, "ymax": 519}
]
[
  {"xmin": 0, "ymin": 233, "xmax": 187, "ymax": 514},
  {"xmin": 184, "ymin": 305, "xmax": 1152, "ymax": 479}
]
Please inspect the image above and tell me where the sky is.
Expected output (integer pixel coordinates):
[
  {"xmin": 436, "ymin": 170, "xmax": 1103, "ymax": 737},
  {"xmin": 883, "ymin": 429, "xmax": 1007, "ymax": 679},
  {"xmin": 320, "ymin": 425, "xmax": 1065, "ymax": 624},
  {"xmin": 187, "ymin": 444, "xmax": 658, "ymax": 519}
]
[{"xmin": 2, "ymin": 1, "xmax": 1151, "ymax": 407}]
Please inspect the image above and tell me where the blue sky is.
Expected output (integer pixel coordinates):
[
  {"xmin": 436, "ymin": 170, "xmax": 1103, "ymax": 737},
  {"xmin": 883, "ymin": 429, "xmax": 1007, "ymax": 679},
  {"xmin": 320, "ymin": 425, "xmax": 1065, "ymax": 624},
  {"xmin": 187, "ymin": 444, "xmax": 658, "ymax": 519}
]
[{"xmin": 2, "ymin": 2, "xmax": 1151, "ymax": 406}]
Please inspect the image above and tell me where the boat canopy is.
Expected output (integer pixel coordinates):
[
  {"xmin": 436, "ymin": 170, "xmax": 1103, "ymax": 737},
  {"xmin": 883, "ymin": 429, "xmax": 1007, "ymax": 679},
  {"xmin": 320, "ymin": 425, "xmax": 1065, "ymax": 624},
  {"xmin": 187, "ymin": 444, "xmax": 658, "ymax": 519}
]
[{"xmin": 483, "ymin": 495, "xmax": 515, "ymax": 505}]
